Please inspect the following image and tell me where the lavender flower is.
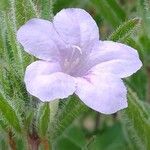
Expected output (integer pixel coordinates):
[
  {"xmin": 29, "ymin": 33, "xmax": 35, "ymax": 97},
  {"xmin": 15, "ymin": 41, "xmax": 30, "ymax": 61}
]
[{"xmin": 17, "ymin": 8, "xmax": 142, "ymax": 114}]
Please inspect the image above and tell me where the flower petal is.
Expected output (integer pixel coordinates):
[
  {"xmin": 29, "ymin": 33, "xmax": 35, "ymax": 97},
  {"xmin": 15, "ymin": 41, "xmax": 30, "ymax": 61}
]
[
  {"xmin": 53, "ymin": 8, "xmax": 99, "ymax": 50},
  {"xmin": 17, "ymin": 18, "xmax": 63, "ymax": 61},
  {"xmin": 90, "ymin": 59, "xmax": 142, "ymax": 78},
  {"xmin": 82, "ymin": 41, "xmax": 142, "ymax": 77},
  {"xmin": 25, "ymin": 61, "xmax": 76, "ymax": 101},
  {"xmin": 75, "ymin": 73, "xmax": 127, "ymax": 114}
]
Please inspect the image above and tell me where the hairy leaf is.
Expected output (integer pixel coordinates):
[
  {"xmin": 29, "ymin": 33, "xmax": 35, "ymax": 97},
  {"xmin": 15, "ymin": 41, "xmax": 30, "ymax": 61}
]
[
  {"xmin": 0, "ymin": 94, "xmax": 22, "ymax": 133},
  {"xmin": 37, "ymin": 103, "xmax": 50, "ymax": 138},
  {"xmin": 108, "ymin": 18, "xmax": 140, "ymax": 42},
  {"xmin": 15, "ymin": 0, "xmax": 38, "ymax": 27},
  {"xmin": 88, "ymin": 123, "xmax": 128, "ymax": 150},
  {"xmin": 120, "ymin": 88, "xmax": 150, "ymax": 150},
  {"xmin": 50, "ymin": 96, "xmax": 89, "ymax": 141},
  {"xmin": 39, "ymin": 0, "xmax": 53, "ymax": 19}
]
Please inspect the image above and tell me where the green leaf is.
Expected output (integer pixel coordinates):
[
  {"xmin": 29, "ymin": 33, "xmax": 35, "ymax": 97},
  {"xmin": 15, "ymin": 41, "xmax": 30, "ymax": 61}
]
[
  {"xmin": 15, "ymin": 0, "xmax": 38, "ymax": 67},
  {"xmin": 15, "ymin": 0, "xmax": 38, "ymax": 26},
  {"xmin": 123, "ymin": 37, "xmax": 141, "ymax": 51},
  {"xmin": 127, "ymin": 70, "xmax": 146, "ymax": 101},
  {"xmin": 108, "ymin": 18, "xmax": 140, "ymax": 42},
  {"xmin": 37, "ymin": 103, "xmax": 50, "ymax": 138},
  {"xmin": 39, "ymin": 0, "xmax": 54, "ymax": 19},
  {"xmin": 24, "ymin": 111, "xmax": 34, "ymax": 130},
  {"xmin": 50, "ymin": 95, "xmax": 89, "ymax": 141},
  {"xmin": 54, "ymin": 125, "xmax": 86, "ymax": 150},
  {"xmin": 4, "ymin": 10, "xmax": 24, "ymax": 75},
  {"xmin": 120, "ymin": 88, "xmax": 150, "ymax": 150},
  {"xmin": 64, "ymin": 125, "xmax": 86, "ymax": 148},
  {"xmin": 88, "ymin": 123, "xmax": 128, "ymax": 150},
  {"xmin": 0, "ymin": 94, "xmax": 22, "ymax": 133}
]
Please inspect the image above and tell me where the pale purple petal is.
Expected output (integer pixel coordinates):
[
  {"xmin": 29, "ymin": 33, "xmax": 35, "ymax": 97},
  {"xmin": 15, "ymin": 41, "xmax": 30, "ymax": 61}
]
[
  {"xmin": 17, "ymin": 18, "xmax": 63, "ymax": 61},
  {"xmin": 75, "ymin": 73, "xmax": 127, "ymax": 114},
  {"xmin": 90, "ymin": 59, "xmax": 142, "ymax": 78},
  {"xmin": 17, "ymin": 8, "xmax": 143, "ymax": 113},
  {"xmin": 79, "ymin": 41, "xmax": 142, "ymax": 77},
  {"xmin": 53, "ymin": 8, "xmax": 99, "ymax": 51},
  {"xmin": 25, "ymin": 61, "xmax": 76, "ymax": 101}
]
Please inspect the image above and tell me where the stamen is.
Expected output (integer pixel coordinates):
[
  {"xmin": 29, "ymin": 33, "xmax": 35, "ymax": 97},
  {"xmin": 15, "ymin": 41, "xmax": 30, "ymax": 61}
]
[
  {"xmin": 72, "ymin": 45, "xmax": 82, "ymax": 54},
  {"xmin": 63, "ymin": 45, "xmax": 82, "ymax": 74}
]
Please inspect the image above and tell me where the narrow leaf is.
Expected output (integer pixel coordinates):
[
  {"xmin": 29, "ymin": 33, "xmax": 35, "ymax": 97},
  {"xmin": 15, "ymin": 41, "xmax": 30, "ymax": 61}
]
[
  {"xmin": 40, "ymin": 0, "xmax": 53, "ymax": 19},
  {"xmin": 37, "ymin": 103, "xmax": 50, "ymax": 138},
  {"xmin": 108, "ymin": 18, "xmax": 140, "ymax": 42},
  {"xmin": 120, "ymin": 88, "xmax": 150, "ymax": 150},
  {"xmin": 15, "ymin": 0, "xmax": 38, "ymax": 26},
  {"xmin": 51, "ymin": 96, "xmax": 89, "ymax": 141},
  {"xmin": 0, "ymin": 94, "xmax": 22, "ymax": 133}
]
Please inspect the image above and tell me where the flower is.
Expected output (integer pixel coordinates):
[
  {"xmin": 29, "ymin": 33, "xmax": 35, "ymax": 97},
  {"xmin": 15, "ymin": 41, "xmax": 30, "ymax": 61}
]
[{"xmin": 17, "ymin": 8, "xmax": 142, "ymax": 114}]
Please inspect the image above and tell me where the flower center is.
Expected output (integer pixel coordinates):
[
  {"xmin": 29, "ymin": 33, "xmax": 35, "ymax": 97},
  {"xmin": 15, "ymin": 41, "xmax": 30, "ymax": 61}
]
[{"xmin": 63, "ymin": 45, "xmax": 82, "ymax": 75}]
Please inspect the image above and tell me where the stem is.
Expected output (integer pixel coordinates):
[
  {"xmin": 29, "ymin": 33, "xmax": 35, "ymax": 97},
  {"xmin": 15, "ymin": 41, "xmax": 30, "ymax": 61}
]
[
  {"xmin": 42, "ymin": 139, "xmax": 52, "ymax": 150},
  {"xmin": 28, "ymin": 132, "xmax": 40, "ymax": 150},
  {"xmin": 8, "ymin": 131, "xmax": 16, "ymax": 150},
  {"xmin": 27, "ymin": 97, "xmax": 40, "ymax": 150}
]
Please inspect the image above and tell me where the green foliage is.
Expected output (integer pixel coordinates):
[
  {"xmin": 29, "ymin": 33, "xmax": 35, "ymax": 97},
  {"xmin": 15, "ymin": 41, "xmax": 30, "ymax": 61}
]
[
  {"xmin": 108, "ymin": 18, "xmax": 140, "ymax": 42},
  {"xmin": 54, "ymin": 125, "xmax": 86, "ymax": 150},
  {"xmin": 137, "ymin": 0, "xmax": 150, "ymax": 36},
  {"xmin": 127, "ymin": 70, "xmax": 146, "ymax": 101},
  {"xmin": 88, "ymin": 123, "xmax": 128, "ymax": 150},
  {"xmin": 0, "ymin": 0, "xmax": 10, "ymax": 11},
  {"xmin": 0, "ymin": 94, "xmax": 22, "ymax": 133},
  {"xmin": 91, "ymin": 0, "xmax": 125, "ymax": 28},
  {"xmin": 39, "ymin": 0, "xmax": 53, "ymax": 19},
  {"xmin": 24, "ymin": 111, "xmax": 34, "ymax": 131},
  {"xmin": 15, "ymin": 0, "xmax": 37, "ymax": 26},
  {"xmin": 120, "ymin": 88, "xmax": 150, "ymax": 149},
  {"xmin": 37, "ymin": 103, "xmax": 50, "ymax": 138},
  {"xmin": 50, "ymin": 95, "xmax": 89, "ymax": 141}
]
